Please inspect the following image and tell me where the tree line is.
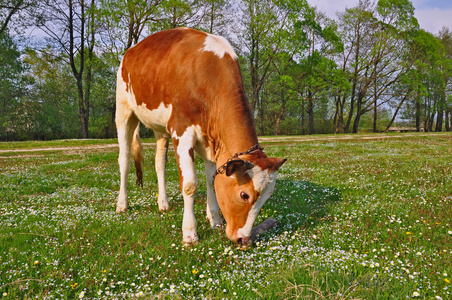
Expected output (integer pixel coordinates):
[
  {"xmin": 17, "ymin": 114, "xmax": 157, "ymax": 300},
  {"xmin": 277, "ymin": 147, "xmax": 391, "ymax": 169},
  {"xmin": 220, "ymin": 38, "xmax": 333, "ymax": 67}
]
[{"xmin": 1, "ymin": 0, "xmax": 451, "ymax": 140}]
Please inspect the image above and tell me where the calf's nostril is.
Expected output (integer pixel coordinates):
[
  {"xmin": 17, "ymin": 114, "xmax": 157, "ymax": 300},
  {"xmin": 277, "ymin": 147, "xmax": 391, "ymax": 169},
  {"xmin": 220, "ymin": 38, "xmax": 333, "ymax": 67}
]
[{"xmin": 237, "ymin": 238, "xmax": 243, "ymax": 244}]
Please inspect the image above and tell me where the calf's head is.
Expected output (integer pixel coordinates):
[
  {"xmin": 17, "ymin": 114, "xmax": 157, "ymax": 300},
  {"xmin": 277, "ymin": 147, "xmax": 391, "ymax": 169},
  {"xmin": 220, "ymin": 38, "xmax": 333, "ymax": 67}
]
[{"xmin": 214, "ymin": 153, "xmax": 286, "ymax": 244}]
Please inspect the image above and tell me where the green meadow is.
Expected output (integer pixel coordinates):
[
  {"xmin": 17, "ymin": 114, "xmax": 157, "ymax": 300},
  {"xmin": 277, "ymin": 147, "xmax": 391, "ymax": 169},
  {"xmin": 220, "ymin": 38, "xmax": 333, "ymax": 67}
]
[{"xmin": 0, "ymin": 133, "xmax": 451, "ymax": 299}]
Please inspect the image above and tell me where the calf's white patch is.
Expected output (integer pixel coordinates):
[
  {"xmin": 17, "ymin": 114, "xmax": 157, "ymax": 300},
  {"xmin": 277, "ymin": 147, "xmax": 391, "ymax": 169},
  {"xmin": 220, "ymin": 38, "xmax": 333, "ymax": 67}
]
[
  {"xmin": 237, "ymin": 167, "xmax": 278, "ymax": 238},
  {"xmin": 133, "ymin": 102, "xmax": 172, "ymax": 133},
  {"xmin": 202, "ymin": 34, "xmax": 237, "ymax": 60}
]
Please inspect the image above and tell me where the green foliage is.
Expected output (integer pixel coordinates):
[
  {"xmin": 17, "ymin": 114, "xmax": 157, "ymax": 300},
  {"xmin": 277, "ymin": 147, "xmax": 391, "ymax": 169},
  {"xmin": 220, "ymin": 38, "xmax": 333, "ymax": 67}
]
[
  {"xmin": 376, "ymin": 0, "xmax": 419, "ymax": 31},
  {"xmin": 0, "ymin": 33, "xmax": 33, "ymax": 140},
  {"xmin": 21, "ymin": 48, "xmax": 80, "ymax": 140},
  {"xmin": 320, "ymin": 24, "xmax": 344, "ymax": 53},
  {"xmin": 84, "ymin": 51, "xmax": 117, "ymax": 138}
]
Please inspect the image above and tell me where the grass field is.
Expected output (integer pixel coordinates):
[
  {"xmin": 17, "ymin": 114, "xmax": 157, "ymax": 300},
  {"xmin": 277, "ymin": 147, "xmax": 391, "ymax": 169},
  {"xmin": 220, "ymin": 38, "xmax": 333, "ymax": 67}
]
[{"xmin": 0, "ymin": 133, "xmax": 451, "ymax": 299}]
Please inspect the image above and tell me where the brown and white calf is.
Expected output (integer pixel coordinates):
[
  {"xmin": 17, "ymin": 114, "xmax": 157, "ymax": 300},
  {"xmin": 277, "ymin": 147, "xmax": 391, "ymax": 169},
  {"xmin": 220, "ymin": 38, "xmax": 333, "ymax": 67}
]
[{"xmin": 115, "ymin": 27, "xmax": 286, "ymax": 245}]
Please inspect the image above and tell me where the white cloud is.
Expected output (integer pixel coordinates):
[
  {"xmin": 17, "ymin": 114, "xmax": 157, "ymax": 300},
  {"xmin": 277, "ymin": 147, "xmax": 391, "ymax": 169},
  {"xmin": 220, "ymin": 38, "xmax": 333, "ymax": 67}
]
[
  {"xmin": 415, "ymin": 8, "xmax": 452, "ymax": 34},
  {"xmin": 308, "ymin": 0, "xmax": 354, "ymax": 19}
]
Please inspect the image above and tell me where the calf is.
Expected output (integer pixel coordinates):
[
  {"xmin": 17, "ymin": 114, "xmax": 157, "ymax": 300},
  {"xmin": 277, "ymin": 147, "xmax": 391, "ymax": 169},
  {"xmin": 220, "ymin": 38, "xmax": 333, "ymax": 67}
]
[{"xmin": 115, "ymin": 27, "xmax": 286, "ymax": 245}]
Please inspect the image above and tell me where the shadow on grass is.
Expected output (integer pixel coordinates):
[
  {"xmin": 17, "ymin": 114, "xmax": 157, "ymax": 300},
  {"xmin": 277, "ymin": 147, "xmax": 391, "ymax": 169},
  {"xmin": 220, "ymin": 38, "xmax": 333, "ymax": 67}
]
[{"xmin": 252, "ymin": 179, "xmax": 343, "ymax": 241}]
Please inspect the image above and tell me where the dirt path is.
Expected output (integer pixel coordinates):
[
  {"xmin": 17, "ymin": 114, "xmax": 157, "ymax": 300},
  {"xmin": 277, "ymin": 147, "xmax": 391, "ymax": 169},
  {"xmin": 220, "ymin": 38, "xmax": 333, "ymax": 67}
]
[
  {"xmin": 259, "ymin": 132, "xmax": 451, "ymax": 143},
  {"xmin": 1, "ymin": 133, "xmax": 450, "ymax": 157}
]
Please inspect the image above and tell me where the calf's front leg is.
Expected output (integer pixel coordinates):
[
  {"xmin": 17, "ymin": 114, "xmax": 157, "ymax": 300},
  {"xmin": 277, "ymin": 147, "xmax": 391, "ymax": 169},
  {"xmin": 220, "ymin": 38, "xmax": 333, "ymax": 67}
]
[{"xmin": 172, "ymin": 134, "xmax": 199, "ymax": 245}]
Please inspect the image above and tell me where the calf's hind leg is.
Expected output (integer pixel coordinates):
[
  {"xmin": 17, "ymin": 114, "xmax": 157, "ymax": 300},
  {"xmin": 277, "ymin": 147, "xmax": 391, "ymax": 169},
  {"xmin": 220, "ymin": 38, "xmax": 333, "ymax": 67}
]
[
  {"xmin": 204, "ymin": 160, "xmax": 221, "ymax": 227},
  {"xmin": 154, "ymin": 131, "xmax": 170, "ymax": 211},
  {"xmin": 116, "ymin": 106, "xmax": 139, "ymax": 213}
]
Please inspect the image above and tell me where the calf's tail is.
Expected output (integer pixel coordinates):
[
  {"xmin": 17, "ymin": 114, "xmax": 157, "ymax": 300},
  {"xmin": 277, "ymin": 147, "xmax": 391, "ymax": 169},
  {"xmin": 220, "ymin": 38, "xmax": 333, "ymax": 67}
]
[{"xmin": 132, "ymin": 123, "xmax": 143, "ymax": 188}]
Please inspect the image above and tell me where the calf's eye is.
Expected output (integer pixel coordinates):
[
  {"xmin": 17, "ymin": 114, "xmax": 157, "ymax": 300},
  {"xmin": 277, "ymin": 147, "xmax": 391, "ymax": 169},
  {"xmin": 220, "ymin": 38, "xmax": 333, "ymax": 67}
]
[{"xmin": 240, "ymin": 191, "xmax": 250, "ymax": 202}]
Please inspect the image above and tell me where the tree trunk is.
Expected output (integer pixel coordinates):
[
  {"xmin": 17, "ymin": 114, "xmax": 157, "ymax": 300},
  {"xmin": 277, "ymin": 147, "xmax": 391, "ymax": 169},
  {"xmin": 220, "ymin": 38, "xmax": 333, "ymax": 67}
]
[
  {"xmin": 334, "ymin": 94, "xmax": 345, "ymax": 133},
  {"xmin": 307, "ymin": 90, "xmax": 315, "ymax": 135},
  {"xmin": 435, "ymin": 92, "xmax": 445, "ymax": 132},
  {"xmin": 69, "ymin": 0, "xmax": 89, "ymax": 138},
  {"xmin": 345, "ymin": 82, "xmax": 356, "ymax": 133},
  {"xmin": 373, "ymin": 97, "xmax": 377, "ymax": 133},
  {"xmin": 385, "ymin": 94, "xmax": 407, "ymax": 132},
  {"xmin": 428, "ymin": 106, "xmax": 435, "ymax": 132},
  {"xmin": 450, "ymin": 111, "xmax": 452, "ymax": 132},
  {"xmin": 373, "ymin": 79, "xmax": 377, "ymax": 133},
  {"xmin": 336, "ymin": 94, "xmax": 345, "ymax": 134},
  {"xmin": 209, "ymin": 2, "xmax": 214, "ymax": 34},
  {"xmin": 273, "ymin": 90, "xmax": 286, "ymax": 135},
  {"xmin": 333, "ymin": 95, "xmax": 339, "ymax": 134},
  {"xmin": 273, "ymin": 113, "xmax": 281, "ymax": 135},
  {"xmin": 82, "ymin": 0, "xmax": 95, "ymax": 139},
  {"xmin": 249, "ymin": 33, "xmax": 258, "ymax": 113},
  {"xmin": 435, "ymin": 108, "xmax": 443, "ymax": 132},
  {"xmin": 445, "ymin": 109, "xmax": 450, "ymax": 131},
  {"xmin": 352, "ymin": 113, "xmax": 360, "ymax": 133},
  {"xmin": 300, "ymin": 93, "xmax": 305, "ymax": 135},
  {"xmin": 258, "ymin": 91, "xmax": 264, "ymax": 135},
  {"xmin": 415, "ymin": 90, "xmax": 421, "ymax": 132},
  {"xmin": 76, "ymin": 83, "xmax": 89, "ymax": 138},
  {"xmin": 352, "ymin": 91, "xmax": 363, "ymax": 133}
]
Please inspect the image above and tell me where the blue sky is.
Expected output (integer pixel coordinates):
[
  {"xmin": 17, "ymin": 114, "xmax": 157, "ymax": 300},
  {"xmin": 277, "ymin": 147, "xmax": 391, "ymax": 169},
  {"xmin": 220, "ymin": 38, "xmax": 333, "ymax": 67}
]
[
  {"xmin": 414, "ymin": 0, "xmax": 452, "ymax": 10},
  {"xmin": 308, "ymin": 0, "xmax": 452, "ymax": 34}
]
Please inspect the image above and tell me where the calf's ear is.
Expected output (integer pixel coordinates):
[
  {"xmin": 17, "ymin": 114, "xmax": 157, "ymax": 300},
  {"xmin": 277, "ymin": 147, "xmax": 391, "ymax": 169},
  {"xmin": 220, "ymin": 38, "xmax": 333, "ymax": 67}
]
[
  {"xmin": 226, "ymin": 159, "xmax": 254, "ymax": 176},
  {"xmin": 277, "ymin": 158, "xmax": 287, "ymax": 169}
]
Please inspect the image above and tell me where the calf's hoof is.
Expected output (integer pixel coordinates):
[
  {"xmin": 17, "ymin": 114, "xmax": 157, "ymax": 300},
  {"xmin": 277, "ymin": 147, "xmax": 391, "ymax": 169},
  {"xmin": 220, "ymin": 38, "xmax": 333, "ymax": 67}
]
[
  {"xmin": 157, "ymin": 195, "xmax": 169, "ymax": 212},
  {"xmin": 182, "ymin": 233, "xmax": 199, "ymax": 245},
  {"xmin": 158, "ymin": 204, "xmax": 169, "ymax": 212},
  {"xmin": 206, "ymin": 216, "xmax": 223, "ymax": 228},
  {"xmin": 116, "ymin": 206, "xmax": 128, "ymax": 213}
]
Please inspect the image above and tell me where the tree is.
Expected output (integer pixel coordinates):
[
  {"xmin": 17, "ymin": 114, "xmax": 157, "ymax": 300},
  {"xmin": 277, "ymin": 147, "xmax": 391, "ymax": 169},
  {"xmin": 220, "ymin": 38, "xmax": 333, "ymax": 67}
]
[
  {"xmin": 88, "ymin": 51, "xmax": 117, "ymax": 138},
  {"xmin": 408, "ymin": 30, "xmax": 446, "ymax": 131},
  {"xmin": 235, "ymin": 0, "xmax": 310, "ymax": 135},
  {"xmin": 383, "ymin": 68, "xmax": 418, "ymax": 132},
  {"xmin": 98, "ymin": 0, "xmax": 164, "ymax": 54},
  {"xmin": 0, "ymin": 33, "xmax": 33, "ymax": 140},
  {"xmin": 336, "ymin": 0, "xmax": 418, "ymax": 133},
  {"xmin": 368, "ymin": 0, "xmax": 418, "ymax": 132},
  {"xmin": 24, "ymin": 48, "xmax": 80, "ymax": 139},
  {"xmin": 265, "ymin": 58, "xmax": 299, "ymax": 135},
  {"xmin": 438, "ymin": 27, "xmax": 452, "ymax": 132},
  {"xmin": 0, "ymin": 0, "xmax": 35, "ymax": 35},
  {"xmin": 336, "ymin": 0, "xmax": 376, "ymax": 133},
  {"xmin": 297, "ymin": 9, "xmax": 345, "ymax": 134},
  {"xmin": 34, "ymin": 0, "xmax": 98, "ymax": 138},
  {"xmin": 158, "ymin": 0, "xmax": 202, "ymax": 29},
  {"xmin": 199, "ymin": 0, "xmax": 226, "ymax": 34}
]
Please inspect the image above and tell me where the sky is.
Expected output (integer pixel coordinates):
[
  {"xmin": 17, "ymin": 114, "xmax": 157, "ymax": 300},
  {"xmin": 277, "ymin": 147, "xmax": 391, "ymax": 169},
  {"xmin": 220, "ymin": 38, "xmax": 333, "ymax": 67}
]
[{"xmin": 307, "ymin": 0, "xmax": 452, "ymax": 34}]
